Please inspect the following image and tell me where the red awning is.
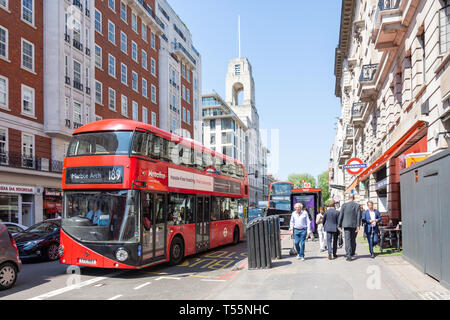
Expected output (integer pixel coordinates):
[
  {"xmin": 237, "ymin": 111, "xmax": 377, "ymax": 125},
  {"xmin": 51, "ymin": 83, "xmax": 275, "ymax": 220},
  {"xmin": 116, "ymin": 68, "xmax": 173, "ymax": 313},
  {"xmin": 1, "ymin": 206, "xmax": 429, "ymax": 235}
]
[{"xmin": 345, "ymin": 120, "xmax": 426, "ymax": 193}]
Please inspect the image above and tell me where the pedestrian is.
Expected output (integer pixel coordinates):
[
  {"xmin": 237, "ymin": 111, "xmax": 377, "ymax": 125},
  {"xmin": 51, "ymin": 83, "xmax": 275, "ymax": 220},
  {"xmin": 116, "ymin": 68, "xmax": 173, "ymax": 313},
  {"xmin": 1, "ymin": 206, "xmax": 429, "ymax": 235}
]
[
  {"xmin": 323, "ymin": 200, "xmax": 340, "ymax": 260},
  {"xmin": 289, "ymin": 203, "xmax": 311, "ymax": 261},
  {"xmin": 338, "ymin": 194, "xmax": 362, "ymax": 261},
  {"xmin": 362, "ymin": 201, "xmax": 381, "ymax": 258},
  {"xmin": 316, "ymin": 207, "xmax": 327, "ymax": 252}
]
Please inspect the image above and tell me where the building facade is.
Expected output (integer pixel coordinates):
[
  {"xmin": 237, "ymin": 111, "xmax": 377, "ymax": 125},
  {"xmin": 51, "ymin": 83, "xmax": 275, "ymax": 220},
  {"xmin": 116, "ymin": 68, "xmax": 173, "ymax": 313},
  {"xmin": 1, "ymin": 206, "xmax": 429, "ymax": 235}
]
[
  {"xmin": 0, "ymin": 0, "xmax": 64, "ymax": 226},
  {"xmin": 331, "ymin": 0, "xmax": 450, "ymax": 224},
  {"xmin": 157, "ymin": 0, "xmax": 202, "ymax": 142},
  {"xmin": 201, "ymin": 93, "xmax": 248, "ymax": 164},
  {"xmin": 0, "ymin": 0, "xmax": 201, "ymax": 226}
]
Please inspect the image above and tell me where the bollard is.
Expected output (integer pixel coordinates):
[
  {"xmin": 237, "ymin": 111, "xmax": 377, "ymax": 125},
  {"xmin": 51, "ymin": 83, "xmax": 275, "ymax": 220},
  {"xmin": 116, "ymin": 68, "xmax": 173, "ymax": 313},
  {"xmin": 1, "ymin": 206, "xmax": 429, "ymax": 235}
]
[
  {"xmin": 268, "ymin": 216, "xmax": 276, "ymax": 260},
  {"xmin": 246, "ymin": 218, "xmax": 257, "ymax": 270},
  {"xmin": 274, "ymin": 215, "xmax": 282, "ymax": 259},
  {"xmin": 262, "ymin": 218, "xmax": 272, "ymax": 268},
  {"xmin": 257, "ymin": 218, "xmax": 267, "ymax": 268}
]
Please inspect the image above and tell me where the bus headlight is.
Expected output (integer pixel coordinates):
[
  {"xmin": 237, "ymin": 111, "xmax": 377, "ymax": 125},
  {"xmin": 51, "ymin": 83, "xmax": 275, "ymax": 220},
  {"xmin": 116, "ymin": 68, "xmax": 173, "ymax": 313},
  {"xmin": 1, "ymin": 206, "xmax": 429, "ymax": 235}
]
[{"xmin": 115, "ymin": 248, "xmax": 128, "ymax": 262}]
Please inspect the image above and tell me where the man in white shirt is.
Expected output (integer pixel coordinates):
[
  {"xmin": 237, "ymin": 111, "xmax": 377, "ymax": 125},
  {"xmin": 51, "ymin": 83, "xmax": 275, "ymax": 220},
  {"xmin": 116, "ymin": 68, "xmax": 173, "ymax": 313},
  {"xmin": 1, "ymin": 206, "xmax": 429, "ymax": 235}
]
[{"xmin": 289, "ymin": 203, "xmax": 311, "ymax": 260}]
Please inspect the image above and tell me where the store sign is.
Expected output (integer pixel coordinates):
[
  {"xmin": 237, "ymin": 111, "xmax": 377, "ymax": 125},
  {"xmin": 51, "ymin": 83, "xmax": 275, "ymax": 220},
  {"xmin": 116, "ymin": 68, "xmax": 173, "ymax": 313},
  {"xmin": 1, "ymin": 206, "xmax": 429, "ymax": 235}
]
[
  {"xmin": 66, "ymin": 166, "xmax": 124, "ymax": 184},
  {"xmin": 0, "ymin": 185, "xmax": 36, "ymax": 194},
  {"xmin": 375, "ymin": 178, "xmax": 388, "ymax": 191}
]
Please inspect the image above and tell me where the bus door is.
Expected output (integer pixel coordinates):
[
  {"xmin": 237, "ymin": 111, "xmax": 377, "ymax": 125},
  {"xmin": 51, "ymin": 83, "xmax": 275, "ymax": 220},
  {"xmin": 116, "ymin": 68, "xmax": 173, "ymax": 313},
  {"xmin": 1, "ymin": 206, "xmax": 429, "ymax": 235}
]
[
  {"xmin": 195, "ymin": 196, "xmax": 210, "ymax": 253},
  {"xmin": 141, "ymin": 192, "xmax": 167, "ymax": 263}
]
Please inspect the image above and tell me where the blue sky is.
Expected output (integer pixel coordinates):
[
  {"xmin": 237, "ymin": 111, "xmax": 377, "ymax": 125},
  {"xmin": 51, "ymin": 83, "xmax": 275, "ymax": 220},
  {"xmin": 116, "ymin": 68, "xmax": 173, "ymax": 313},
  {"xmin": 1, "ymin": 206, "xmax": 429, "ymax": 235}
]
[{"xmin": 169, "ymin": 0, "xmax": 342, "ymax": 181}]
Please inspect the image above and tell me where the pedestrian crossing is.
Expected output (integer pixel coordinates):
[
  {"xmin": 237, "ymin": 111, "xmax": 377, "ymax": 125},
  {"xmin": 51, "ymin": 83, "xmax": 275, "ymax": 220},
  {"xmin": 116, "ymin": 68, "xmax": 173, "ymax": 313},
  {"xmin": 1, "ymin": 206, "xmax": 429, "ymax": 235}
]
[{"xmin": 417, "ymin": 291, "xmax": 450, "ymax": 300}]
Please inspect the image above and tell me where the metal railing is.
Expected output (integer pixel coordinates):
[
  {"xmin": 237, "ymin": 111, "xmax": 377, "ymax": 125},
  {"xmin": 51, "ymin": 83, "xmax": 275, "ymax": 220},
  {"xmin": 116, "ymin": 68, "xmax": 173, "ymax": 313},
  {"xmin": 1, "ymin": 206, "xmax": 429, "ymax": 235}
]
[
  {"xmin": 359, "ymin": 64, "xmax": 378, "ymax": 82},
  {"xmin": 136, "ymin": 0, "xmax": 165, "ymax": 30},
  {"xmin": 73, "ymin": 0, "xmax": 82, "ymax": 11},
  {"xmin": 73, "ymin": 39, "xmax": 83, "ymax": 51},
  {"xmin": 0, "ymin": 152, "xmax": 63, "ymax": 173},
  {"xmin": 352, "ymin": 102, "xmax": 365, "ymax": 117},
  {"xmin": 73, "ymin": 80, "xmax": 83, "ymax": 91},
  {"xmin": 173, "ymin": 42, "xmax": 196, "ymax": 66}
]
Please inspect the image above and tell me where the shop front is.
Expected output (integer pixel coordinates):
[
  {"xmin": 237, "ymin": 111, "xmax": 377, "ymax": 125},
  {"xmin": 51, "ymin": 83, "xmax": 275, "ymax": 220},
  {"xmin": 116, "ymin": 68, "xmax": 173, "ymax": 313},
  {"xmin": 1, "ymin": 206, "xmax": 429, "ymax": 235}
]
[{"xmin": 0, "ymin": 184, "xmax": 41, "ymax": 227}]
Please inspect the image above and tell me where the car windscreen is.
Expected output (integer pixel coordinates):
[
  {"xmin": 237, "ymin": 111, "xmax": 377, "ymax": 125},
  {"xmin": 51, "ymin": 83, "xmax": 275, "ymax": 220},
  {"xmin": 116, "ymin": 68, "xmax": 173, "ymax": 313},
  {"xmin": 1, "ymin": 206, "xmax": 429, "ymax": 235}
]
[{"xmin": 67, "ymin": 131, "xmax": 132, "ymax": 156}]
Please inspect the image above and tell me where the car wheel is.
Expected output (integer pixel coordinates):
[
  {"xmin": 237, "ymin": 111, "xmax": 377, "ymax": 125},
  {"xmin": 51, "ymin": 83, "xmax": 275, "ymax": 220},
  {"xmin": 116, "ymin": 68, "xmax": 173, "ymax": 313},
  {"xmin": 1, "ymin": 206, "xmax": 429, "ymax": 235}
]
[
  {"xmin": 0, "ymin": 262, "xmax": 17, "ymax": 291},
  {"xmin": 169, "ymin": 237, "xmax": 184, "ymax": 266},
  {"xmin": 47, "ymin": 243, "xmax": 59, "ymax": 261}
]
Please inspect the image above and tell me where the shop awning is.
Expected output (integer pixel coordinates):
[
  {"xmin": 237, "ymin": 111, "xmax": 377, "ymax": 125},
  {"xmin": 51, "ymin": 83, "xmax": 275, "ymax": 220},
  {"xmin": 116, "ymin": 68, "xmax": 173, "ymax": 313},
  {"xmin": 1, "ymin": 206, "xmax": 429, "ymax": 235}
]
[{"xmin": 345, "ymin": 120, "xmax": 426, "ymax": 193}]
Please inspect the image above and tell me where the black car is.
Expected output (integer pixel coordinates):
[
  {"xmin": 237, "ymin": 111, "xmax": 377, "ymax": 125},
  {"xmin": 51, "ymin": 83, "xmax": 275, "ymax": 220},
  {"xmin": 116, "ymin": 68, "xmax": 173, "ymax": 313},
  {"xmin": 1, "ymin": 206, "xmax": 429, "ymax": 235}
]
[{"xmin": 13, "ymin": 219, "xmax": 61, "ymax": 261}]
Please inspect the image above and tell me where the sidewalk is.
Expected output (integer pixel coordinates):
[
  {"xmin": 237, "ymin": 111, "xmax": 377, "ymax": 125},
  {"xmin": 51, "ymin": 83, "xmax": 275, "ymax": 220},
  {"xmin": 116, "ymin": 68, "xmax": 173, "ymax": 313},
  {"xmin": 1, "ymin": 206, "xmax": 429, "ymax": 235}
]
[{"xmin": 205, "ymin": 231, "xmax": 450, "ymax": 300}]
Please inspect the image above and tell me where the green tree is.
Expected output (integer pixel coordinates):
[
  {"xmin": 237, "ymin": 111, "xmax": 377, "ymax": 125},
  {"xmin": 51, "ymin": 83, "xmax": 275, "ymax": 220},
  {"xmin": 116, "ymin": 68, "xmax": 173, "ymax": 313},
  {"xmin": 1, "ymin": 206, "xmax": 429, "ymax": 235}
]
[
  {"xmin": 317, "ymin": 171, "xmax": 330, "ymax": 204},
  {"xmin": 287, "ymin": 173, "xmax": 316, "ymax": 188}
]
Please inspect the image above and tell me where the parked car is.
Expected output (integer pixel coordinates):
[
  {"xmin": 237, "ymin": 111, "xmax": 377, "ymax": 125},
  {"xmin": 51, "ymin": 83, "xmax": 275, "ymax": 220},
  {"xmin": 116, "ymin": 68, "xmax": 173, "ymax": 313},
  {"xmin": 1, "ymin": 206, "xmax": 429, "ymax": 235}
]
[
  {"xmin": 0, "ymin": 224, "xmax": 22, "ymax": 290},
  {"xmin": 0, "ymin": 222, "xmax": 28, "ymax": 236},
  {"xmin": 13, "ymin": 219, "xmax": 61, "ymax": 261}
]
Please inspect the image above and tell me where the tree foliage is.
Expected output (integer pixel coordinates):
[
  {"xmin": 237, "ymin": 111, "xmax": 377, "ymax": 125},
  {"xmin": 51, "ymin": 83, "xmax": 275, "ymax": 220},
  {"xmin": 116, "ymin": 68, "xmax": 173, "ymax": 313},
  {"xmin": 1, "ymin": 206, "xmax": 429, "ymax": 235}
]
[
  {"xmin": 287, "ymin": 173, "xmax": 316, "ymax": 188},
  {"xmin": 318, "ymin": 171, "xmax": 330, "ymax": 204}
]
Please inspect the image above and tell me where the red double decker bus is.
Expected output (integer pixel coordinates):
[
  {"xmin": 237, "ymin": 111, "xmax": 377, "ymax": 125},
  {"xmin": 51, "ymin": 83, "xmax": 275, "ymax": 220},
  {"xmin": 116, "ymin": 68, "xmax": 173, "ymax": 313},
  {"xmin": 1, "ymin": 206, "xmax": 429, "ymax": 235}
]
[{"xmin": 59, "ymin": 119, "xmax": 249, "ymax": 269}]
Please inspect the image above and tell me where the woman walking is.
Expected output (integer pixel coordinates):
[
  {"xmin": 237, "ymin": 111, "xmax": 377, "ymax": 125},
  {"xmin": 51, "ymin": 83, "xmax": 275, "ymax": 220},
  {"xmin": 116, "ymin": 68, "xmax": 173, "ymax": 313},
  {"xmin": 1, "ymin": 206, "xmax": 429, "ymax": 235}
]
[{"xmin": 316, "ymin": 207, "xmax": 327, "ymax": 252}]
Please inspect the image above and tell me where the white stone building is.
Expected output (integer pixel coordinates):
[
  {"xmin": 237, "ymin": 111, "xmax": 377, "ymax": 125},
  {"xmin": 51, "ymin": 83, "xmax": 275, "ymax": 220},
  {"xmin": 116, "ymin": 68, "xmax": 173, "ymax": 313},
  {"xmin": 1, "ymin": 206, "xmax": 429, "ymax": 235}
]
[{"xmin": 331, "ymin": 0, "xmax": 450, "ymax": 223}]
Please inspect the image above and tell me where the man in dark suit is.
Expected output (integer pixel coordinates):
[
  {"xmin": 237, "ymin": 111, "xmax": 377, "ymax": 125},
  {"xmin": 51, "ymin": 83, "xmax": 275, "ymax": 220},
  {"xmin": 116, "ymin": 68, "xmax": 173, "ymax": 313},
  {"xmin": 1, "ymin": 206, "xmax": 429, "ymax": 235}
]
[
  {"xmin": 338, "ymin": 194, "xmax": 361, "ymax": 261},
  {"xmin": 362, "ymin": 201, "xmax": 382, "ymax": 258},
  {"xmin": 323, "ymin": 200, "xmax": 340, "ymax": 260}
]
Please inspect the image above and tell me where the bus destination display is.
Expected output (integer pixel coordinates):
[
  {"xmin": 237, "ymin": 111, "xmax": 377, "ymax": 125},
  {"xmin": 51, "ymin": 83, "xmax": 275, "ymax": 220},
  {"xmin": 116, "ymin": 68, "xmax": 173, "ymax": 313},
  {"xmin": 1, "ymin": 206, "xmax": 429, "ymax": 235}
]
[{"xmin": 66, "ymin": 166, "xmax": 124, "ymax": 184}]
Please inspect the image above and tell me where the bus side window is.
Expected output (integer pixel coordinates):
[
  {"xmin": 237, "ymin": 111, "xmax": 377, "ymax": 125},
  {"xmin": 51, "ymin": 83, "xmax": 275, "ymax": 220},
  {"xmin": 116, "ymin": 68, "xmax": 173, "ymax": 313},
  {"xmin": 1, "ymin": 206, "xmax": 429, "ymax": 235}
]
[
  {"xmin": 142, "ymin": 193, "xmax": 152, "ymax": 231},
  {"xmin": 210, "ymin": 197, "xmax": 220, "ymax": 221}
]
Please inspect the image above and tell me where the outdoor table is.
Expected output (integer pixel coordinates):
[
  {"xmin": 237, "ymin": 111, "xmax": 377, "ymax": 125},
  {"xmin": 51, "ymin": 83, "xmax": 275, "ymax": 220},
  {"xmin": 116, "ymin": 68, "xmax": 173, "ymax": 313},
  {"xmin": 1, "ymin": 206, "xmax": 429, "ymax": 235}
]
[{"xmin": 379, "ymin": 226, "xmax": 401, "ymax": 252}]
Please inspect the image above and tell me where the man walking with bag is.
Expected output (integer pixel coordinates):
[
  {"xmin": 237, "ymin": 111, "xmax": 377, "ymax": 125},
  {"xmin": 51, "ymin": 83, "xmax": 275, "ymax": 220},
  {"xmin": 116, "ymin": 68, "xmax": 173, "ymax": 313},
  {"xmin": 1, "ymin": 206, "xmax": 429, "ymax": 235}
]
[
  {"xmin": 289, "ymin": 203, "xmax": 311, "ymax": 261},
  {"xmin": 338, "ymin": 194, "xmax": 361, "ymax": 261},
  {"xmin": 362, "ymin": 201, "xmax": 381, "ymax": 258}
]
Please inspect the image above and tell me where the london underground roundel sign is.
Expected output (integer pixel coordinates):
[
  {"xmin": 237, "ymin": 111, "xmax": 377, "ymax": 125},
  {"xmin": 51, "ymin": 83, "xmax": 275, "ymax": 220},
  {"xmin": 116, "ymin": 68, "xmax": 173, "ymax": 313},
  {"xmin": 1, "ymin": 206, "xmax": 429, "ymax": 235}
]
[{"xmin": 343, "ymin": 158, "xmax": 367, "ymax": 175}]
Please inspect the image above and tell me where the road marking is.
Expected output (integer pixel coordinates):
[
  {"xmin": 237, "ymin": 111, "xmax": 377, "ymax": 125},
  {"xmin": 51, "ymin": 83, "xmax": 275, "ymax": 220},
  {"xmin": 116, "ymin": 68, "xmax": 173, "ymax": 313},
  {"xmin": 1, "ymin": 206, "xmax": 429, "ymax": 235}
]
[
  {"xmin": 134, "ymin": 282, "xmax": 151, "ymax": 290},
  {"xmin": 189, "ymin": 275, "xmax": 221, "ymax": 279},
  {"xmin": 108, "ymin": 295, "xmax": 123, "ymax": 300},
  {"xmin": 155, "ymin": 276, "xmax": 181, "ymax": 281},
  {"xmin": 28, "ymin": 271, "xmax": 126, "ymax": 300},
  {"xmin": 201, "ymin": 279, "xmax": 227, "ymax": 282}
]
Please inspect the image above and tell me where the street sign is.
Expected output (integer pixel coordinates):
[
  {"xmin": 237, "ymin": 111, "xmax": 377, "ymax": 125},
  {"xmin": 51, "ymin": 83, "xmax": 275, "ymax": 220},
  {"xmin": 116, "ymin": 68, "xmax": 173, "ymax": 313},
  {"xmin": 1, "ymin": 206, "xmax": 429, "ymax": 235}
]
[{"xmin": 343, "ymin": 158, "xmax": 367, "ymax": 175}]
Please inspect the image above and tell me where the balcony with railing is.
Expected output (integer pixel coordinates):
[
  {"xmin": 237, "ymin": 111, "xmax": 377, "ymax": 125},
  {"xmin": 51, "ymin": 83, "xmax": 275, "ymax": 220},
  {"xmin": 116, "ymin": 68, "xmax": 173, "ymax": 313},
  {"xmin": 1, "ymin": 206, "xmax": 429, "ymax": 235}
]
[
  {"xmin": 0, "ymin": 152, "xmax": 63, "ymax": 174},
  {"xmin": 358, "ymin": 64, "xmax": 379, "ymax": 100},
  {"xmin": 351, "ymin": 102, "xmax": 365, "ymax": 126},
  {"xmin": 345, "ymin": 126, "xmax": 354, "ymax": 143},
  {"xmin": 373, "ymin": 0, "xmax": 406, "ymax": 50},
  {"xmin": 172, "ymin": 42, "xmax": 197, "ymax": 68},
  {"xmin": 126, "ymin": 0, "xmax": 165, "ymax": 35},
  {"xmin": 73, "ymin": 39, "xmax": 83, "ymax": 51},
  {"xmin": 342, "ymin": 140, "xmax": 352, "ymax": 155},
  {"xmin": 73, "ymin": 80, "xmax": 83, "ymax": 91}
]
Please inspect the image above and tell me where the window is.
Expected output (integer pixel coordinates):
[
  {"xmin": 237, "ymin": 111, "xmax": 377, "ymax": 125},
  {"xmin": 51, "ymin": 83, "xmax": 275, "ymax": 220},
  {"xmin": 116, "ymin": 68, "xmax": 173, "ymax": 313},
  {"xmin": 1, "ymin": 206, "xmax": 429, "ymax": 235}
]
[
  {"xmin": 182, "ymin": 107, "xmax": 186, "ymax": 122},
  {"xmin": 95, "ymin": 9, "xmax": 102, "ymax": 33},
  {"xmin": 210, "ymin": 119, "xmax": 215, "ymax": 131},
  {"xmin": 108, "ymin": 0, "xmax": 115, "ymax": 11},
  {"xmin": 131, "ymin": 12, "xmax": 137, "ymax": 33},
  {"xmin": 132, "ymin": 71, "xmax": 138, "ymax": 91},
  {"xmin": 0, "ymin": 26, "xmax": 8, "ymax": 60},
  {"xmin": 108, "ymin": 54, "xmax": 116, "ymax": 77},
  {"xmin": 21, "ymin": 85, "xmax": 34, "ymax": 116},
  {"xmin": 108, "ymin": 20, "xmax": 115, "ymax": 44},
  {"xmin": 439, "ymin": 5, "xmax": 450, "ymax": 54},
  {"xmin": 186, "ymin": 67, "xmax": 190, "ymax": 82},
  {"xmin": 120, "ymin": 1, "xmax": 127, "ymax": 22},
  {"xmin": 182, "ymin": 85, "xmax": 186, "ymax": 100},
  {"xmin": 21, "ymin": 39, "xmax": 34, "ymax": 72},
  {"xmin": 109, "ymin": 87, "xmax": 116, "ymax": 110},
  {"xmin": 95, "ymin": 81, "xmax": 102, "ymax": 104},
  {"xmin": 142, "ymin": 50, "xmax": 147, "ymax": 70},
  {"xmin": 186, "ymin": 89, "xmax": 190, "ymax": 104},
  {"xmin": 132, "ymin": 101, "xmax": 138, "ymax": 120},
  {"xmin": 210, "ymin": 133, "xmax": 215, "ymax": 145},
  {"xmin": 0, "ymin": 0, "xmax": 8, "ymax": 10},
  {"xmin": 0, "ymin": 76, "xmax": 7, "ymax": 109},
  {"xmin": 94, "ymin": 44, "xmax": 102, "ymax": 68},
  {"xmin": 142, "ymin": 107, "xmax": 148, "ymax": 123},
  {"xmin": 131, "ymin": 41, "xmax": 138, "ymax": 62},
  {"xmin": 151, "ymin": 84, "xmax": 156, "ymax": 103},
  {"xmin": 22, "ymin": 133, "xmax": 34, "ymax": 167},
  {"xmin": 151, "ymin": 32, "xmax": 156, "ymax": 50},
  {"xmin": 121, "ymin": 63, "xmax": 127, "ymax": 85},
  {"xmin": 141, "ymin": 23, "xmax": 147, "ymax": 41},
  {"xmin": 235, "ymin": 64, "xmax": 241, "ymax": 75},
  {"xmin": 182, "ymin": 63, "xmax": 185, "ymax": 78},
  {"xmin": 73, "ymin": 60, "xmax": 81, "ymax": 84},
  {"xmin": 150, "ymin": 57, "xmax": 156, "ymax": 76},
  {"xmin": 187, "ymin": 110, "xmax": 190, "ymax": 125},
  {"xmin": 194, "ymin": 78, "xmax": 197, "ymax": 91},
  {"xmin": 0, "ymin": 127, "xmax": 7, "ymax": 164},
  {"xmin": 168, "ymin": 194, "xmax": 195, "ymax": 226},
  {"xmin": 121, "ymin": 95, "xmax": 128, "ymax": 117},
  {"xmin": 73, "ymin": 101, "xmax": 82, "ymax": 125},
  {"xmin": 22, "ymin": 0, "xmax": 34, "ymax": 25},
  {"xmin": 142, "ymin": 78, "xmax": 147, "ymax": 97},
  {"xmin": 120, "ymin": 31, "xmax": 127, "ymax": 53},
  {"xmin": 72, "ymin": 18, "xmax": 81, "ymax": 45},
  {"xmin": 151, "ymin": 111, "xmax": 156, "ymax": 126}
]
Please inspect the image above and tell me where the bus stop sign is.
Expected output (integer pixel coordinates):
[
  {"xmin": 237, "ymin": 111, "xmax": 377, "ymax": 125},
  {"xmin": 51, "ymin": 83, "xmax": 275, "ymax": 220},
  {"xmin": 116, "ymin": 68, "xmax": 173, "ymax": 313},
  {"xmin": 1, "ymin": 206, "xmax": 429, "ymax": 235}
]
[{"xmin": 343, "ymin": 158, "xmax": 367, "ymax": 175}]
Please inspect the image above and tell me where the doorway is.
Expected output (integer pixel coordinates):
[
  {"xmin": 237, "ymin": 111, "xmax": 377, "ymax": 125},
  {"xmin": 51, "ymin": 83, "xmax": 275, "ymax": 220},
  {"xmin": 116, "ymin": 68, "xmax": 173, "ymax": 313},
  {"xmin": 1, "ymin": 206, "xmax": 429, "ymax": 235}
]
[
  {"xmin": 141, "ymin": 192, "xmax": 167, "ymax": 263},
  {"xmin": 195, "ymin": 196, "xmax": 210, "ymax": 253}
]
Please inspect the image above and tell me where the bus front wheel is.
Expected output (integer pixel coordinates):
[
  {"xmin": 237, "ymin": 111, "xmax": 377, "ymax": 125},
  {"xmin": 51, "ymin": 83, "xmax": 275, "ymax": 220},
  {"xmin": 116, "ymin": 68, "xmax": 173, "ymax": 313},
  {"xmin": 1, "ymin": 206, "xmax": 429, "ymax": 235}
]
[
  {"xmin": 169, "ymin": 236, "xmax": 184, "ymax": 266},
  {"xmin": 233, "ymin": 227, "xmax": 240, "ymax": 245}
]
